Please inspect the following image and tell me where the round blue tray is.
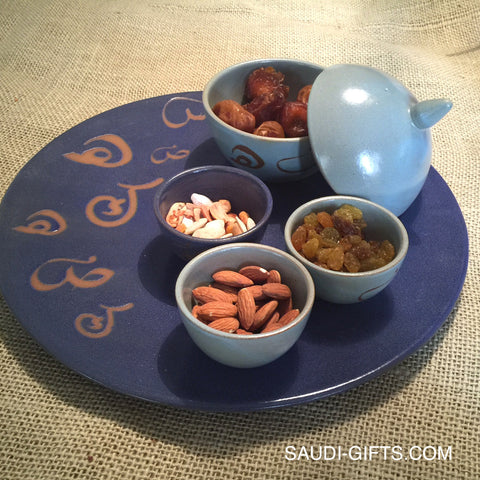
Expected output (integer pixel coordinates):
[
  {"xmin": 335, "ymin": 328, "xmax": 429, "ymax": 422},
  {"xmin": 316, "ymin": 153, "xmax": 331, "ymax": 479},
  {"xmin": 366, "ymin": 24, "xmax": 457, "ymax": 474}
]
[{"xmin": 0, "ymin": 92, "xmax": 468, "ymax": 411}]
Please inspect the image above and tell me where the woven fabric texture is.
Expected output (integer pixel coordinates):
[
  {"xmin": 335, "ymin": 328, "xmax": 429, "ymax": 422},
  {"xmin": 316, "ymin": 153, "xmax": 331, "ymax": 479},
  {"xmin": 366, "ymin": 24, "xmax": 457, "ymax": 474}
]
[{"xmin": 1, "ymin": 1, "xmax": 479, "ymax": 479}]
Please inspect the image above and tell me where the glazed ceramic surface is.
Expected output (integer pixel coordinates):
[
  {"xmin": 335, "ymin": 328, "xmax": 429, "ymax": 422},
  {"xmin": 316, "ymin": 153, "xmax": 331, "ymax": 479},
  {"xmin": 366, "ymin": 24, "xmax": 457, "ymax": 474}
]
[
  {"xmin": 153, "ymin": 165, "xmax": 273, "ymax": 260},
  {"xmin": 308, "ymin": 64, "xmax": 452, "ymax": 215},
  {"xmin": 284, "ymin": 196, "xmax": 409, "ymax": 304},
  {"xmin": 0, "ymin": 92, "xmax": 468, "ymax": 411},
  {"xmin": 202, "ymin": 59, "xmax": 323, "ymax": 182},
  {"xmin": 175, "ymin": 243, "xmax": 315, "ymax": 368}
]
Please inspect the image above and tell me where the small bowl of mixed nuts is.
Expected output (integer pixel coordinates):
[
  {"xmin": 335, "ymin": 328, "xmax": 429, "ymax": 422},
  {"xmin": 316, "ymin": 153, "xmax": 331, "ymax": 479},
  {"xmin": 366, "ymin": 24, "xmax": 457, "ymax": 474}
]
[
  {"xmin": 284, "ymin": 196, "xmax": 409, "ymax": 304},
  {"xmin": 202, "ymin": 58, "xmax": 323, "ymax": 183},
  {"xmin": 175, "ymin": 243, "xmax": 315, "ymax": 368},
  {"xmin": 153, "ymin": 165, "xmax": 273, "ymax": 260}
]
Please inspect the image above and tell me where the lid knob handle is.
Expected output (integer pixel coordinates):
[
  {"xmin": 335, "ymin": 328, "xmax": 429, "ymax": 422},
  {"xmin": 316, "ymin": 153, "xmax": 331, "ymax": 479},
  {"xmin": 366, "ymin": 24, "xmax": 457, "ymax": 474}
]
[{"xmin": 410, "ymin": 99, "xmax": 453, "ymax": 129}]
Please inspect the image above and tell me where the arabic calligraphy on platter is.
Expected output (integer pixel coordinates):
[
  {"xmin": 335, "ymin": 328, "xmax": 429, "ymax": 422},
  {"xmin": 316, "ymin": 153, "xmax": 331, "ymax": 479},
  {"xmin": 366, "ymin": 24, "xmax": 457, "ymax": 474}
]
[
  {"xmin": 75, "ymin": 303, "xmax": 134, "ymax": 339},
  {"xmin": 85, "ymin": 178, "xmax": 164, "ymax": 228},
  {"xmin": 13, "ymin": 209, "xmax": 67, "ymax": 236},
  {"xmin": 12, "ymin": 96, "xmax": 204, "ymax": 339}
]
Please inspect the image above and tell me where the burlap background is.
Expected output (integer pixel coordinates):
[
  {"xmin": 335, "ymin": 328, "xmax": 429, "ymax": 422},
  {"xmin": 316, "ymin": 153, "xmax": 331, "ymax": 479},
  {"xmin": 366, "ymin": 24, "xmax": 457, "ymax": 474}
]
[{"xmin": 1, "ymin": 1, "xmax": 479, "ymax": 479}]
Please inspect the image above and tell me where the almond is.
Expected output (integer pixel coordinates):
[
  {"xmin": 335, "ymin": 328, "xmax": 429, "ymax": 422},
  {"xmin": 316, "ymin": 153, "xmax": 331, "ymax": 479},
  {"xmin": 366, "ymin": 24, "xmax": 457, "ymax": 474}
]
[
  {"xmin": 192, "ymin": 286, "xmax": 236, "ymax": 304},
  {"xmin": 261, "ymin": 309, "xmax": 299, "ymax": 333},
  {"xmin": 252, "ymin": 300, "xmax": 278, "ymax": 331},
  {"xmin": 243, "ymin": 284, "xmax": 266, "ymax": 301},
  {"xmin": 238, "ymin": 265, "xmax": 269, "ymax": 284},
  {"xmin": 196, "ymin": 301, "xmax": 237, "ymax": 322},
  {"xmin": 208, "ymin": 317, "xmax": 239, "ymax": 333},
  {"xmin": 236, "ymin": 328, "xmax": 253, "ymax": 335},
  {"xmin": 237, "ymin": 287, "xmax": 256, "ymax": 331},
  {"xmin": 276, "ymin": 296, "xmax": 293, "ymax": 317},
  {"xmin": 260, "ymin": 311, "xmax": 280, "ymax": 333},
  {"xmin": 212, "ymin": 270, "xmax": 254, "ymax": 288},
  {"xmin": 192, "ymin": 304, "xmax": 201, "ymax": 319},
  {"xmin": 210, "ymin": 282, "xmax": 239, "ymax": 298},
  {"xmin": 277, "ymin": 309, "xmax": 300, "ymax": 327},
  {"xmin": 267, "ymin": 269, "xmax": 282, "ymax": 283},
  {"xmin": 262, "ymin": 282, "xmax": 291, "ymax": 300}
]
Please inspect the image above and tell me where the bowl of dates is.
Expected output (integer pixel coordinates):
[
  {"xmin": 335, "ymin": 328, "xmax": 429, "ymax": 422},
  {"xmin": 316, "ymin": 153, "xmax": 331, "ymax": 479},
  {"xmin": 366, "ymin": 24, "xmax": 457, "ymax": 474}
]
[
  {"xmin": 202, "ymin": 58, "xmax": 323, "ymax": 182},
  {"xmin": 203, "ymin": 59, "xmax": 452, "ymax": 214}
]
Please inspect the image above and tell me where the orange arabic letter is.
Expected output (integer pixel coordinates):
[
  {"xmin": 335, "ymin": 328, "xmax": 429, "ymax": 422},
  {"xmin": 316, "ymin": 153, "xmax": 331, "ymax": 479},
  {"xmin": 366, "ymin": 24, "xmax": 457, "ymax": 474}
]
[
  {"xmin": 75, "ymin": 303, "xmax": 134, "ymax": 339},
  {"xmin": 161, "ymin": 97, "xmax": 205, "ymax": 129},
  {"xmin": 150, "ymin": 145, "xmax": 190, "ymax": 164},
  {"xmin": 86, "ymin": 178, "xmax": 163, "ymax": 228},
  {"xmin": 13, "ymin": 209, "xmax": 67, "ymax": 236},
  {"xmin": 30, "ymin": 256, "xmax": 114, "ymax": 292},
  {"xmin": 63, "ymin": 134, "xmax": 132, "ymax": 168}
]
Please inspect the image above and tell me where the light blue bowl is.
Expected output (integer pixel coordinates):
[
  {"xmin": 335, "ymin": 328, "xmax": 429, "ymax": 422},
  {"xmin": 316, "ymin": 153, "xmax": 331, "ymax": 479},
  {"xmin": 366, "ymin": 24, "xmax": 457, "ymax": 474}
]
[
  {"xmin": 284, "ymin": 196, "xmax": 409, "ymax": 304},
  {"xmin": 202, "ymin": 58, "xmax": 323, "ymax": 183},
  {"xmin": 175, "ymin": 243, "xmax": 315, "ymax": 368},
  {"xmin": 307, "ymin": 64, "xmax": 452, "ymax": 215},
  {"xmin": 204, "ymin": 60, "xmax": 452, "ymax": 213}
]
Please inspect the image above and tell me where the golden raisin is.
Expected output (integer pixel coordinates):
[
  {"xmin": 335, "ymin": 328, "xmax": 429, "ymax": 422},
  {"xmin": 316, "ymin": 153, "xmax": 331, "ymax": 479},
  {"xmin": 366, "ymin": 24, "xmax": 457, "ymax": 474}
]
[
  {"xmin": 291, "ymin": 204, "xmax": 396, "ymax": 272},
  {"xmin": 360, "ymin": 257, "xmax": 386, "ymax": 271},
  {"xmin": 316, "ymin": 247, "xmax": 333, "ymax": 267},
  {"xmin": 320, "ymin": 227, "xmax": 340, "ymax": 247},
  {"xmin": 344, "ymin": 252, "xmax": 361, "ymax": 272},
  {"xmin": 333, "ymin": 204, "xmax": 363, "ymax": 222},
  {"xmin": 301, "ymin": 238, "xmax": 319, "ymax": 261},
  {"xmin": 327, "ymin": 246, "xmax": 344, "ymax": 271},
  {"xmin": 291, "ymin": 225, "xmax": 307, "ymax": 251},
  {"xmin": 303, "ymin": 212, "xmax": 318, "ymax": 227},
  {"xmin": 317, "ymin": 211, "xmax": 334, "ymax": 228},
  {"xmin": 378, "ymin": 240, "xmax": 395, "ymax": 262},
  {"xmin": 307, "ymin": 229, "xmax": 321, "ymax": 242}
]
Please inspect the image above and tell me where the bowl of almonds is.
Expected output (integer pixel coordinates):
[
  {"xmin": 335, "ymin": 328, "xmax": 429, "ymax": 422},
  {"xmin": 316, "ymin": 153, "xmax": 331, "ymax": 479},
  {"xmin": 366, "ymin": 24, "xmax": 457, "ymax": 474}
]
[
  {"xmin": 153, "ymin": 165, "xmax": 273, "ymax": 260},
  {"xmin": 202, "ymin": 58, "xmax": 323, "ymax": 182},
  {"xmin": 284, "ymin": 195, "xmax": 409, "ymax": 304},
  {"xmin": 175, "ymin": 243, "xmax": 315, "ymax": 368}
]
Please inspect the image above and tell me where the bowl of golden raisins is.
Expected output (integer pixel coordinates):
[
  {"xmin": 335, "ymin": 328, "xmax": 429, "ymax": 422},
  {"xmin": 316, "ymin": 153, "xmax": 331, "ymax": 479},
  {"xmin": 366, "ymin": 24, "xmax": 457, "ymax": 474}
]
[
  {"xmin": 202, "ymin": 58, "xmax": 323, "ymax": 183},
  {"xmin": 284, "ymin": 196, "xmax": 409, "ymax": 303}
]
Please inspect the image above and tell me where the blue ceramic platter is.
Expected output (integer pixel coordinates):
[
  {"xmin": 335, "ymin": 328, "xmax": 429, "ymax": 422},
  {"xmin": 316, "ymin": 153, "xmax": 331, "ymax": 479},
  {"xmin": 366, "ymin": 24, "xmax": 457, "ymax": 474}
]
[{"xmin": 0, "ymin": 92, "xmax": 468, "ymax": 411}]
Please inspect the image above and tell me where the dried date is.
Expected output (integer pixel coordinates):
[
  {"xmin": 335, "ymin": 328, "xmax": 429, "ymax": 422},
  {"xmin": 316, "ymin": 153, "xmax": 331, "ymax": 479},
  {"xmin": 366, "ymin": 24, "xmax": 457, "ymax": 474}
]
[
  {"xmin": 253, "ymin": 120, "xmax": 285, "ymax": 138},
  {"xmin": 245, "ymin": 66, "xmax": 289, "ymax": 101},
  {"xmin": 213, "ymin": 66, "xmax": 314, "ymax": 138},
  {"xmin": 212, "ymin": 99, "xmax": 256, "ymax": 133},
  {"xmin": 297, "ymin": 84, "xmax": 312, "ymax": 104},
  {"xmin": 244, "ymin": 88, "xmax": 286, "ymax": 127},
  {"xmin": 279, "ymin": 101, "xmax": 308, "ymax": 137}
]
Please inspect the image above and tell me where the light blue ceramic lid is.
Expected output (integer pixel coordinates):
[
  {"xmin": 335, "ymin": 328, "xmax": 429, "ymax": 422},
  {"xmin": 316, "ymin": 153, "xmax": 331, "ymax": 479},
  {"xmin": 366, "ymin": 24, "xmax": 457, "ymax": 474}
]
[{"xmin": 307, "ymin": 64, "xmax": 452, "ymax": 216}]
